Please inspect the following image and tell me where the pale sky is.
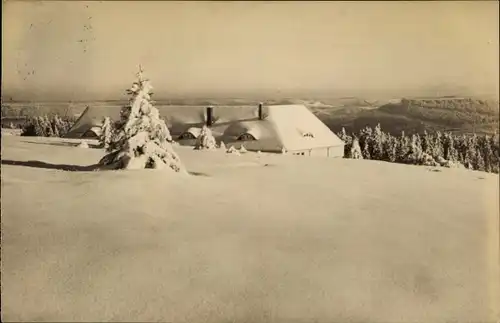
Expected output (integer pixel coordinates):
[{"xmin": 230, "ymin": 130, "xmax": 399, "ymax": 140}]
[{"xmin": 2, "ymin": 1, "xmax": 499, "ymax": 100}]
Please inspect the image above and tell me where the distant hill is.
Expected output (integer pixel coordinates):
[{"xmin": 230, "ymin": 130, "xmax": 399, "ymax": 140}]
[{"xmin": 314, "ymin": 97, "xmax": 499, "ymax": 135}]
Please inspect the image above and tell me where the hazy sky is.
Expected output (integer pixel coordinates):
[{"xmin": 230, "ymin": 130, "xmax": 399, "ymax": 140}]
[{"xmin": 2, "ymin": 1, "xmax": 499, "ymax": 100}]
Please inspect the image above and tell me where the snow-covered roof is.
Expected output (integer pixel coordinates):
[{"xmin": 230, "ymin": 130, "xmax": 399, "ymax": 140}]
[{"xmin": 65, "ymin": 104, "xmax": 344, "ymax": 152}]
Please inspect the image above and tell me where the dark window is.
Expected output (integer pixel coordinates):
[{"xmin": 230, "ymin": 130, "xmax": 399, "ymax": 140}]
[
  {"xmin": 178, "ymin": 132, "xmax": 196, "ymax": 140},
  {"xmin": 237, "ymin": 133, "xmax": 256, "ymax": 141}
]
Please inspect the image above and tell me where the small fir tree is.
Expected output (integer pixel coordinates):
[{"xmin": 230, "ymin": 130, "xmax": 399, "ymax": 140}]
[
  {"xmin": 99, "ymin": 66, "xmax": 185, "ymax": 172},
  {"xmin": 43, "ymin": 115, "xmax": 55, "ymax": 137},
  {"xmin": 349, "ymin": 137, "xmax": 364, "ymax": 159},
  {"xmin": 395, "ymin": 131, "xmax": 410, "ymax": 163},
  {"xmin": 99, "ymin": 117, "xmax": 113, "ymax": 149},
  {"xmin": 382, "ymin": 134, "xmax": 397, "ymax": 162},
  {"xmin": 194, "ymin": 125, "xmax": 217, "ymax": 150},
  {"xmin": 371, "ymin": 123, "xmax": 384, "ymax": 160},
  {"xmin": 34, "ymin": 116, "xmax": 46, "ymax": 136},
  {"xmin": 51, "ymin": 116, "xmax": 61, "ymax": 137}
]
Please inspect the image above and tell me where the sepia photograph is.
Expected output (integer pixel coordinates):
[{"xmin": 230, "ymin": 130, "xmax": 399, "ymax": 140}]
[{"xmin": 1, "ymin": 1, "xmax": 499, "ymax": 322}]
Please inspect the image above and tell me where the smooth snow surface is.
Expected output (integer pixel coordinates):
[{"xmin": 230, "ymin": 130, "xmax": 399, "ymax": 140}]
[{"xmin": 1, "ymin": 135, "xmax": 499, "ymax": 322}]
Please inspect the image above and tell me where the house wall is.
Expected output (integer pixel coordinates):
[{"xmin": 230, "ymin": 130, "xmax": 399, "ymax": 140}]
[{"xmin": 290, "ymin": 145, "xmax": 345, "ymax": 158}]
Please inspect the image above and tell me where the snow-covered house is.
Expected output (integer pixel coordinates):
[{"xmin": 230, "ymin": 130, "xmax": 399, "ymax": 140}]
[{"xmin": 65, "ymin": 104, "xmax": 345, "ymax": 157}]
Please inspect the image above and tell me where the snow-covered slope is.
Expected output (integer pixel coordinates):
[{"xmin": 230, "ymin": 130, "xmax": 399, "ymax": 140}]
[{"xmin": 1, "ymin": 135, "xmax": 499, "ymax": 322}]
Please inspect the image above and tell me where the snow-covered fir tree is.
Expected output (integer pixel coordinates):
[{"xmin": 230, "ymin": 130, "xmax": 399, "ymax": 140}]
[
  {"xmin": 406, "ymin": 134, "xmax": 423, "ymax": 164},
  {"xmin": 98, "ymin": 116, "xmax": 113, "ymax": 149},
  {"xmin": 44, "ymin": 116, "xmax": 55, "ymax": 137},
  {"xmin": 51, "ymin": 116, "xmax": 61, "ymax": 137},
  {"xmin": 361, "ymin": 140, "xmax": 371, "ymax": 159},
  {"xmin": 348, "ymin": 137, "xmax": 363, "ymax": 159},
  {"xmin": 34, "ymin": 117, "xmax": 46, "ymax": 136},
  {"xmin": 372, "ymin": 123, "xmax": 384, "ymax": 160},
  {"xmin": 395, "ymin": 131, "xmax": 410, "ymax": 163},
  {"xmin": 99, "ymin": 66, "xmax": 185, "ymax": 172},
  {"xmin": 219, "ymin": 141, "xmax": 226, "ymax": 150},
  {"xmin": 382, "ymin": 134, "xmax": 397, "ymax": 162},
  {"xmin": 194, "ymin": 125, "xmax": 217, "ymax": 150}
]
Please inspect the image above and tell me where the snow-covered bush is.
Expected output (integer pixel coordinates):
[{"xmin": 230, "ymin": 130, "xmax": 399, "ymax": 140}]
[
  {"xmin": 219, "ymin": 141, "xmax": 226, "ymax": 150},
  {"xmin": 226, "ymin": 146, "xmax": 241, "ymax": 155},
  {"xmin": 78, "ymin": 141, "xmax": 89, "ymax": 148},
  {"xmin": 239, "ymin": 145, "xmax": 248, "ymax": 153},
  {"xmin": 98, "ymin": 67, "xmax": 185, "ymax": 172},
  {"xmin": 194, "ymin": 125, "xmax": 217, "ymax": 150}
]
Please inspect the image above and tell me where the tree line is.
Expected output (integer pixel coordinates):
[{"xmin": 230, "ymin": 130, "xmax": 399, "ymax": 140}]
[
  {"xmin": 337, "ymin": 124, "xmax": 499, "ymax": 174},
  {"xmin": 19, "ymin": 115, "xmax": 76, "ymax": 137}
]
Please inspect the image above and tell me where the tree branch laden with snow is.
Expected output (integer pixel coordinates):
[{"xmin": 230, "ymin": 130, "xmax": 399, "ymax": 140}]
[{"xmin": 98, "ymin": 67, "xmax": 186, "ymax": 172}]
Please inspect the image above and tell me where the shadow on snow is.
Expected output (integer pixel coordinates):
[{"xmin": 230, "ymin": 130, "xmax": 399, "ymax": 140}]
[
  {"xmin": 1, "ymin": 159, "xmax": 210, "ymax": 176},
  {"xmin": 1, "ymin": 159, "xmax": 99, "ymax": 172},
  {"xmin": 21, "ymin": 140, "xmax": 102, "ymax": 149}
]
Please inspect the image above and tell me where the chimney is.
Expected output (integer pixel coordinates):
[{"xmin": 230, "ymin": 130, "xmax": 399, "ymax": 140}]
[
  {"xmin": 258, "ymin": 102, "xmax": 263, "ymax": 120},
  {"xmin": 206, "ymin": 106, "xmax": 213, "ymax": 127}
]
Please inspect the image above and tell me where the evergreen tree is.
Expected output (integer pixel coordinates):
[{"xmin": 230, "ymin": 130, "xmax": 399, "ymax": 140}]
[
  {"xmin": 490, "ymin": 133, "xmax": 500, "ymax": 173},
  {"xmin": 474, "ymin": 150, "xmax": 485, "ymax": 171},
  {"xmin": 53, "ymin": 115, "xmax": 65, "ymax": 137},
  {"xmin": 194, "ymin": 125, "xmax": 217, "ymax": 150},
  {"xmin": 337, "ymin": 128, "xmax": 353, "ymax": 158},
  {"xmin": 455, "ymin": 134, "xmax": 469, "ymax": 165},
  {"xmin": 359, "ymin": 126, "xmax": 373, "ymax": 159},
  {"xmin": 442, "ymin": 132, "xmax": 458, "ymax": 162},
  {"xmin": 479, "ymin": 135, "xmax": 494, "ymax": 173},
  {"xmin": 406, "ymin": 134, "xmax": 423, "ymax": 164},
  {"xmin": 382, "ymin": 134, "xmax": 397, "ymax": 162},
  {"xmin": 395, "ymin": 131, "xmax": 410, "ymax": 163},
  {"xmin": 464, "ymin": 136, "xmax": 477, "ymax": 169},
  {"xmin": 349, "ymin": 137, "xmax": 363, "ymax": 159},
  {"xmin": 361, "ymin": 140, "xmax": 371, "ymax": 159},
  {"xmin": 34, "ymin": 116, "xmax": 46, "ymax": 136},
  {"xmin": 371, "ymin": 123, "xmax": 384, "ymax": 160},
  {"xmin": 99, "ymin": 117, "xmax": 113, "ymax": 150},
  {"xmin": 337, "ymin": 127, "xmax": 348, "ymax": 142},
  {"xmin": 421, "ymin": 130, "xmax": 431, "ymax": 155},
  {"xmin": 43, "ymin": 115, "xmax": 55, "ymax": 137},
  {"xmin": 51, "ymin": 116, "xmax": 60, "ymax": 137},
  {"xmin": 99, "ymin": 66, "xmax": 185, "ymax": 172},
  {"xmin": 431, "ymin": 131, "xmax": 443, "ymax": 159}
]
